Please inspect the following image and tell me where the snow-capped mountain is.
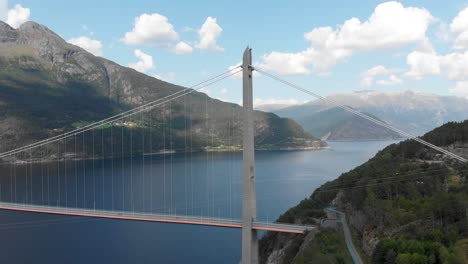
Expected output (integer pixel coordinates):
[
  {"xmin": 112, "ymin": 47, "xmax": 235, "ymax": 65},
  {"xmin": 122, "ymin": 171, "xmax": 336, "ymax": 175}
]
[{"xmin": 273, "ymin": 90, "xmax": 468, "ymax": 141}]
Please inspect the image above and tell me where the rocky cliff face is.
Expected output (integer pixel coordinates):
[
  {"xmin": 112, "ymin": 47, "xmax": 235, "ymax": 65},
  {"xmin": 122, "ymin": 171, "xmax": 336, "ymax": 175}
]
[
  {"xmin": 0, "ymin": 21, "xmax": 325, "ymax": 158},
  {"xmin": 0, "ymin": 21, "xmax": 166, "ymax": 105}
]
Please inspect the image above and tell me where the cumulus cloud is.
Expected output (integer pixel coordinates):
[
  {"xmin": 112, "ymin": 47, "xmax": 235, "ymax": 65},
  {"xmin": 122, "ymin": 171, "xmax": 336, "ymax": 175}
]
[
  {"xmin": 361, "ymin": 65, "xmax": 392, "ymax": 86},
  {"xmin": 449, "ymin": 81, "xmax": 468, "ymax": 98},
  {"xmin": 376, "ymin": 75, "xmax": 403, "ymax": 86},
  {"xmin": 174, "ymin": 41, "xmax": 193, "ymax": 55},
  {"xmin": 122, "ymin": 13, "xmax": 179, "ymax": 47},
  {"xmin": 259, "ymin": 50, "xmax": 316, "ymax": 75},
  {"xmin": 405, "ymin": 50, "xmax": 468, "ymax": 81},
  {"xmin": 450, "ymin": 7, "xmax": 468, "ymax": 50},
  {"xmin": 360, "ymin": 65, "xmax": 402, "ymax": 86},
  {"xmin": 405, "ymin": 51, "xmax": 440, "ymax": 80},
  {"xmin": 128, "ymin": 49, "xmax": 154, "ymax": 73},
  {"xmin": 259, "ymin": 1, "xmax": 434, "ymax": 75},
  {"xmin": 406, "ymin": 7, "xmax": 468, "ymax": 82},
  {"xmin": 68, "ymin": 36, "xmax": 103, "ymax": 56},
  {"xmin": 5, "ymin": 4, "xmax": 30, "ymax": 28},
  {"xmin": 440, "ymin": 51, "xmax": 468, "ymax": 81},
  {"xmin": 196, "ymin": 17, "xmax": 224, "ymax": 51}
]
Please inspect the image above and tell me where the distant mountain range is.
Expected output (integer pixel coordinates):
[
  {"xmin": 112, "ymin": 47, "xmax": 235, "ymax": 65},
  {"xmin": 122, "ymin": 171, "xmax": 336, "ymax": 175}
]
[
  {"xmin": 0, "ymin": 21, "xmax": 325, "ymax": 160},
  {"xmin": 267, "ymin": 90, "xmax": 468, "ymax": 141}
]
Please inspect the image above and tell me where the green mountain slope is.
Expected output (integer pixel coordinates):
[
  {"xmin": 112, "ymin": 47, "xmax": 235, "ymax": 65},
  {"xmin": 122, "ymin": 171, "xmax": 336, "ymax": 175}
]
[
  {"xmin": 260, "ymin": 121, "xmax": 468, "ymax": 263},
  {"xmin": 0, "ymin": 21, "xmax": 326, "ymax": 161}
]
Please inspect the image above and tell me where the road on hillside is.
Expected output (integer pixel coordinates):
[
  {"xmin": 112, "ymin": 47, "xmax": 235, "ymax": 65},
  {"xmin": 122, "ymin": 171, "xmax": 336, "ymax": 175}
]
[{"xmin": 325, "ymin": 208, "xmax": 364, "ymax": 264}]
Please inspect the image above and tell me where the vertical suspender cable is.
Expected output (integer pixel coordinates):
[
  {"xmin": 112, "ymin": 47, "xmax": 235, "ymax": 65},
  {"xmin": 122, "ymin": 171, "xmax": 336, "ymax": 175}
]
[
  {"xmin": 102, "ymin": 125, "xmax": 105, "ymax": 210},
  {"xmin": 150, "ymin": 109, "xmax": 153, "ymax": 213},
  {"xmin": 83, "ymin": 132, "xmax": 86, "ymax": 208},
  {"xmin": 75, "ymin": 135, "xmax": 78, "ymax": 208},
  {"xmin": 163, "ymin": 103, "xmax": 166, "ymax": 214},
  {"xmin": 64, "ymin": 138, "xmax": 68, "ymax": 208},
  {"xmin": 130, "ymin": 119, "xmax": 133, "ymax": 213},
  {"xmin": 121, "ymin": 124, "xmax": 124, "ymax": 211},
  {"xmin": 111, "ymin": 123, "xmax": 114, "ymax": 211},
  {"xmin": 142, "ymin": 112, "xmax": 145, "ymax": 212},
  {"xmin": 92, "ymin": 130, "xmax": 95, "ymax": 210}
]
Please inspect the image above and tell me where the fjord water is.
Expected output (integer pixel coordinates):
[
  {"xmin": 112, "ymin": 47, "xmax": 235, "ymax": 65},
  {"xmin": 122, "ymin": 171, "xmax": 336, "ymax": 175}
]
[{"xmin": 0, "ymin": 141, "xmax": 395, "ymax": 263}]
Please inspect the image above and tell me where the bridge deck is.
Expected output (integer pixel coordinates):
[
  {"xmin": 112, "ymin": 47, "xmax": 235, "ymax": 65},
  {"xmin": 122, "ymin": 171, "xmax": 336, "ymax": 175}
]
[{"xmin": 0, "ymin": 202, "xmax": 315, "ymax": 234}]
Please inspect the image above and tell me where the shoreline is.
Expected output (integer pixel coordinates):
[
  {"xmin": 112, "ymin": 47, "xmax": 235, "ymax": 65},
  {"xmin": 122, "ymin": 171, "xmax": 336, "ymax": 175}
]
[
  {"xmin": 1, "ymin": 145, "xmax": 329, "ymax": 165},
  {"xmin": 326, "ymin": 139, "xmax": 402, "ymax": 142}
]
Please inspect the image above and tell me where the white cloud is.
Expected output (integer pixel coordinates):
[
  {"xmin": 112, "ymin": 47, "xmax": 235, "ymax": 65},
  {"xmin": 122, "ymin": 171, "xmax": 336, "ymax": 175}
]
[
  {"xmin": 440, "ymin": 51, "xmax": 468, "ymax": 81},
  {"xmin": 450, "ymin": 7, "xmax": 468, "ymax": 50},
  {"xmin": 404, "ymin": 8, "xmax": 468, "ymax": 83},
  {"xmin": 174, "ymin": 41, "xmax": 193, "ymax": 55},
  {"xmin": 405, "ymin": 51, "xmax": 440, "ymax": 80},
  {"xmin": 122, "ymin": 13, "xmax": 179, "ymax": 47},
  {"xmin": 360, "ymin": 65, "xmax": 402, "ymax": 86},
  {"xmin": 361, "ymin": 65, "xmax": 391, "ymax": 86},
  {"xmin": 6, "ymin": 4, "xmax": 30, "ymax": 28},
  {"xmin": 376, "ymin": 75, "xmax": 403, "ymax": 86},
  {"xmin": 449, "ymin": 81, "xmax": 468, "ymax": 98},
  {"xmin": 259, "ymin": 50, "xmax": 315, "ymax": 75},
  {"xmin": 68, "ymin": 36, "xmax": 103, "ymax": 56},
  {"xmin": 453, "ymin": 31, "xmax": 468, "ymax": 50},
  {"xmin": 196, "ymin": 17, "xmax": 224, "ymax": 51},
  {"xmin": 128, "ymin": 49, "xmax": 154, "ymax": 73},
  {"xmin": 0, "ymin": 0, "xmax": 7, "ymax": 21},
  {"xmin": 405, "ymin": 50, "xmax": 468, "ymax": 81},
  {"xmin": 259, "ymin": 1, "xmax": 434, "ymax": 75},
  {"xmin": 450, "ymin": 7, "xmax": 468, "ymax": 33},
  {"xmin": 435, "ymin": 22, "xmax": 452, "ymax": 42},
  {"xmin": 253, "ymin": 98, "xmax": 305, "ymax": 108}
]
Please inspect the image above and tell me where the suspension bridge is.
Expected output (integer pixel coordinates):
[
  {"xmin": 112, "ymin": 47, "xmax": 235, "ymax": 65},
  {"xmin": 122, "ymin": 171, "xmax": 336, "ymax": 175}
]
[{"xmin": 0, "ymin": 48, "xmax": 465, "ymax": 264}]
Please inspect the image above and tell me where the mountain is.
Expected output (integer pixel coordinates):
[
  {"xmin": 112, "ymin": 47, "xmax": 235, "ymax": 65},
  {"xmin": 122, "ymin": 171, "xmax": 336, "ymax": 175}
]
[
  {"xmin": 274, "ymin": 90, "xmax": 468, "ymax": 141},
  {"xmin": 255, "ymin": 104, "xmax": 295, "ymax": 112},
  {"xmin": 0, "ymin": 21, "xmax": 326, "ymax": 161},
  {"xmin": 260, "ymin": 121, "xmax": 468, "ymax": 263}
]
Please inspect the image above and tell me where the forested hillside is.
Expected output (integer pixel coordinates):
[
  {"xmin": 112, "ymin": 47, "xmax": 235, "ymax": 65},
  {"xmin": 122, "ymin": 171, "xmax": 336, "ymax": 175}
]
[{"xmin": 261, "ymin": 121, "xmax": 468, "ymax": 263}]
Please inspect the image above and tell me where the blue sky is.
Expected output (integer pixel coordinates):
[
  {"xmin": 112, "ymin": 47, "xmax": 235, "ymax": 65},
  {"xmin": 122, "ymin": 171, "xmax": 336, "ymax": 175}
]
[{"xmin": 1, "ymin": 0, "xmax": 468, "ymax": 106}]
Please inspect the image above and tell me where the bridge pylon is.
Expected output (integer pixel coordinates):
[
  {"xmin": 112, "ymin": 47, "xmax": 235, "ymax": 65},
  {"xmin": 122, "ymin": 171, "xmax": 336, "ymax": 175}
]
[{"xmin": 241, "ymin": 47, "xmax": 258, "ymax": 264}]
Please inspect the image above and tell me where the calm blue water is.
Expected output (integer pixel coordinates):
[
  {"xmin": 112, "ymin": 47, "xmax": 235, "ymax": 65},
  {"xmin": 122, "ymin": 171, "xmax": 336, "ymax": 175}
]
[{"xmin": 0, "ymin": 141, "xmax": 395, "ymax": 263}]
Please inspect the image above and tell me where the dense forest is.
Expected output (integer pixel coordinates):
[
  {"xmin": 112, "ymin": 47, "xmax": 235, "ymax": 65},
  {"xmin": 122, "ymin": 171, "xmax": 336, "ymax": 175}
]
[{"xmin": 260, "ymin": 121, "xmax": 468, "ymax": 263}]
